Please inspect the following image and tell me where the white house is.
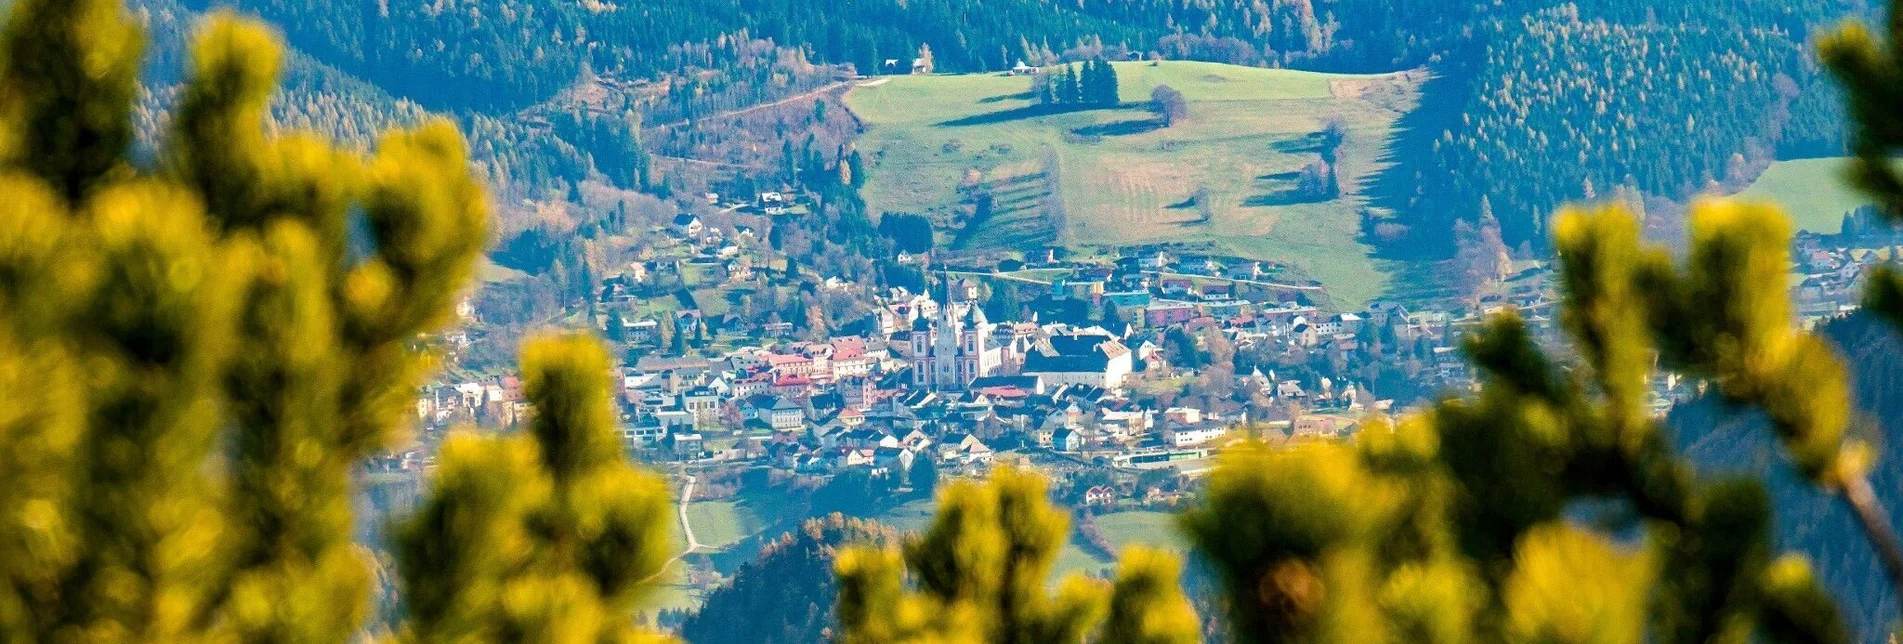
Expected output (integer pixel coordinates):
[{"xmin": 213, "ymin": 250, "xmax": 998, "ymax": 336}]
[{"xmin": 672, "ymin": 213, "xmax": 704, "ymax": 237}]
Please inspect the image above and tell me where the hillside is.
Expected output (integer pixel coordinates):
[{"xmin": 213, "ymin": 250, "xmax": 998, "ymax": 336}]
[
  {"xmin": 1669, "ymin": 314, "xmax": 1903, "ymax": 641},
  {"xmin": 846, "ymin": 61, "xmax": 1418, "ymax": 307}
]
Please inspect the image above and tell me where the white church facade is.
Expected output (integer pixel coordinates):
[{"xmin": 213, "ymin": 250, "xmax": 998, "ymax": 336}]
[{"xmin": 910, "ymin": 302, "xmax": 1024, "ymax": 389}]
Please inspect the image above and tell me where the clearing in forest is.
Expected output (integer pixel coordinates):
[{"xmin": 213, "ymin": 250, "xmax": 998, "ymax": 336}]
[{"xmin": 844, "ymin": 61, "xmax": 1421, "ymax": 307}]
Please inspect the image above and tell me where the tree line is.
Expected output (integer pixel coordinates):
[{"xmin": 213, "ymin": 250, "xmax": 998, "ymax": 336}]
[{"xmin": 1036, "ymin": 60, "xmax": 1121, "ymax": 107}]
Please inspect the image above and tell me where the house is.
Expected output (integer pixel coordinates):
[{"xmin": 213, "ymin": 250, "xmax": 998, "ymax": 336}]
[
  {"xmin": 873, "ymin": 447, "xmax": 915, "ymax": 477},
  {"xmin": 1316, "ymin": 313, "xmax": 1363, "ymax": 336},
  {"xmin": 1051, "ymin": 427, "xmax": 1084, "ymax": 452},
  {"xmin": 672, "ymin": 213, "xmax": 704, "ymax": 237},
  {"xmin": 766, "ymin": 352, "xmax": 823, "ymax": 379},
  {"xmin": 652, "ymin": 409, "xmax": 695, "ymax": 432},
  {"xmin": 742, "ymin": 394, "xmax": 805, "ymax": 430},
  {"xmin": 834, "ymin": 447, "xmax": 878, "ymax": 469},
  {"xmin": 759, "ymin": 191, "xmax": 789, "ymax": 215},
  {"xmin": 1288, "ymin": 317, "xmax": 1320, "ymax": 346},
  {"xmin": 666, "ymin": 431, "xmax": 705, "ymax": 457},
  {"xmin": 1143, "ymin": 300, "xmax": 1197, "ymax": 328},
  {"xmin": 1159, "ymin": 278, "xmax": 1195, "ymax": 296},
  {"xmin": 937, "ymin": 432, "xmax": 994, "ymax": 465},
  {"xmin": 1292, "ymin": 415, "xmax": 1356, "ymax": 440},
  {"xmin": 1103, "ymin": 291, "xmax": 1152, "ymax": 309},
  {"xmin": 623, "ymin": 318, "xmax": 660, "ymax": 345},
  {"xmin": 1275, "ymin": 380, "xmax": 1307, "ymax": 400},
  {"xmin": 680, "ymin": 387, "xmax": 722, "ymax": 425},
  {"xmin": 829, "ymin": 336, "xmax": 877, "ymax": 378},
  {"xmin": 620, "ymin": 424, "xmax": 666, "ymax": 449},
  {"xmin": 1196, "ymin": 299, "xmax": 1248, "ymax": 321},
  {"xmin": 1083, "ymin": 485, "xmax": 1118, "ymax": 507}
]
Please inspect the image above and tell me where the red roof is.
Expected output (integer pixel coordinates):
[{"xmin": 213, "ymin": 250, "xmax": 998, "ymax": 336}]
[{"xmin": 831, "ymin": 336, "xmax": 868, "ymax": 360}]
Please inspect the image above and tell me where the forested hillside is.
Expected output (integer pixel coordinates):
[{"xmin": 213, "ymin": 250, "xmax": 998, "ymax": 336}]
[
  {"xmin": 1669, "ymin": 313, "xmax": 1903, "ymax": 641},
  {"xmin": 676, "ymin": 516, "xmax": 899, "ymax": 644},
  {"xmin": 182, "ymin": 0, "xmax": 1465, "ymax": 111},
  {"xmin": 1375, "ymin": 1, "xmax": 1873, "ymax": 252},
  {"xmin": 125, "ymin": 0, "xmax": 1873, "ymax": 260}
]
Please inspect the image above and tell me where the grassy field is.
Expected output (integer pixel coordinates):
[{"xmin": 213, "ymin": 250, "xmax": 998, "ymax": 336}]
[
  {"xmin": 845, "ymin": 61, "xmax": 1421, "ymax": 308},
  {"xmin": 639, "ymin": 499, "xmax": 701, "ymax": 617},
  {"xmin": 1095, "ymin": 511, "xmax": 1185, "ymax": 553},
  {"xmin": 870, "ymin": 502, "xmax": 1185, "ymax": 580},
  {"xmin": 684, "ymin": 500, "xmax": 766, "ymax": 551},
  {"xmin": 1736, "ymin": 157, "xmax": 1872, "ymax": 234}
]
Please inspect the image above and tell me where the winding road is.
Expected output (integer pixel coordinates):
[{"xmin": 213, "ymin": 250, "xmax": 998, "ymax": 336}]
[
  {"xmin": 641, "ymin": 473, "xmax": 702, "ymax": 585},
  {"xmin": 646, "ymin": 81, "xmax": 851, "ymax": 133},
  {"xmin": 676, "ymin": 474, "xmax": 702, "ymax": 552}
]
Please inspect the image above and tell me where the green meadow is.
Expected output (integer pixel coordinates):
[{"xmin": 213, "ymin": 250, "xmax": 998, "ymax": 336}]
[{"xmin": 845, "ymin": 61, "xmax": 1421, "ymax": 307}]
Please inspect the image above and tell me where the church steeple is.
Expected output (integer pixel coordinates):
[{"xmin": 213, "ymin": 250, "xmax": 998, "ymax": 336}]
[{"xmin": 964, "ymin": 301, "xmax": 989, "ymax": 326}]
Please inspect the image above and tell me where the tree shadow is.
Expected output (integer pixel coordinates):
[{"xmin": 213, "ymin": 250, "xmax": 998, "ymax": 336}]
[
  {"xmin": 1256, "ymin": 170, "xmax": 1303, "ymax": 182},
  {"xmin": 1072, "ymin": 118, "xmax": 1166, "ymax": 137},
  {"xmin": 1242, "ymin": 191, "xmax": 1329, "ymax": 207},
  {"xmin": 936, "ymin": 102, "xmax": 1137, "ymax": 127},
  {"xmin": 979, "ymin": 91, "xmax": 1036, "ymax": 104},
  {"xmin": 1269, "ymin": 135, "xmax": 1326, "ymax": 154},
  {"xmin": 1359, "ymin": 53, "xmax": 1483, "ymax": 259}
]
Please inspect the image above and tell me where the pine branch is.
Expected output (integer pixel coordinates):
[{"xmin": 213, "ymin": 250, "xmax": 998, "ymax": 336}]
[{"xmin": 1840, "ymin": 474, "xmax": 1903, "ymax": 616}]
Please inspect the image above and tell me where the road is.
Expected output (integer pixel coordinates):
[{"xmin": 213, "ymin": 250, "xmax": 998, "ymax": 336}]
[
  {"xmin": 642, "ymin": 473, "xmax": 701, "ymax": 584},
  {"xmin": 646, "ymin": 81, "xmax": 850, "ymax": 133},
  {"xmin": 677, "ymin": 474, "xmax": 702, "ymax": 552}
]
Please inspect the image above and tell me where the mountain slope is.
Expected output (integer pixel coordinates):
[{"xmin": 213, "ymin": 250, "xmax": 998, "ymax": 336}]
[
  {"xmin": 1669, "ymin": 313, "xmax": 1903, "ymax": 641},
  {"xmin": 677, "ymin": 515, "xmax": 900, "ymax": 644}
]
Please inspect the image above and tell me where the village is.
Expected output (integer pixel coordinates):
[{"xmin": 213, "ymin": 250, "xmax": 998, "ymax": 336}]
[{"xmin": 386, "ymin": 200, "xmax": 1901, "ymax": 510}]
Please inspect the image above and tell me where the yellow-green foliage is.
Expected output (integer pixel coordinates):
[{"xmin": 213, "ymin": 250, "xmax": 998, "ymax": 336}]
[
  {"xmin": 1822, "ymin": 8, "xmax": 1903, "ymax": 329},
  {"xmin": 0, "ymin": 1, "xmax": 676, "ymax": 642},
  {"xmin": 394, "ymin": 336, "xmax": 675, "ymax": 644},
  {"xmin": 1178, "ymin": 200, "xmax": 1863, "ymax": 644},
  {"xmin": 835, "ymin": 469, "xmax": 1199, "ymax": 644}
]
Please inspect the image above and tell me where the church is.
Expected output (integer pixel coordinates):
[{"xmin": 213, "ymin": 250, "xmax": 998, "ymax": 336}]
[{"xmin": 910, "ymin": 302, "xmax": 1023, "ymax": 389}]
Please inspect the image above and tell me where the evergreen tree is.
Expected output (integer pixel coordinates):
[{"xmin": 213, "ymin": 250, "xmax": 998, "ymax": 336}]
[
  {"xmin": 908, "ymin": 456, "xmax": 939, "ymax": 498},
  {"xmin": 1823, "ymin": 10, "xmax": 1903, "ymax": 332},
  {"xmin": 396, "ymin": 336, "xmax": 673, "ymax": 642},
  {"xmin": 606, "ymin": 308, "xmax": 628, "ymax": 344},
  {"xmin": 1078, "ymin": 60, "xmax": 1100, "ymax": 106},
  {"xmin": 1058, "ymin": 64, "xmax": 1082, "ymax": 105},
  {"xmin": 683, "ymin": 516, "xmax": 903, "ymax": 644},
  {"xmin": 1178, "ymin": 200, "xmax": 1891, "ymax": 644},
  {"xmin": 0, "ymin": 2, "xmax": 677, "ymax": 641},
  {"xmin": 834, "ymin": 469, "xmax": 1198, "ymax": 644},
  {"xmin": 1082, "ymin": 59, "xmax": 1120, "ymax": 105}
]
